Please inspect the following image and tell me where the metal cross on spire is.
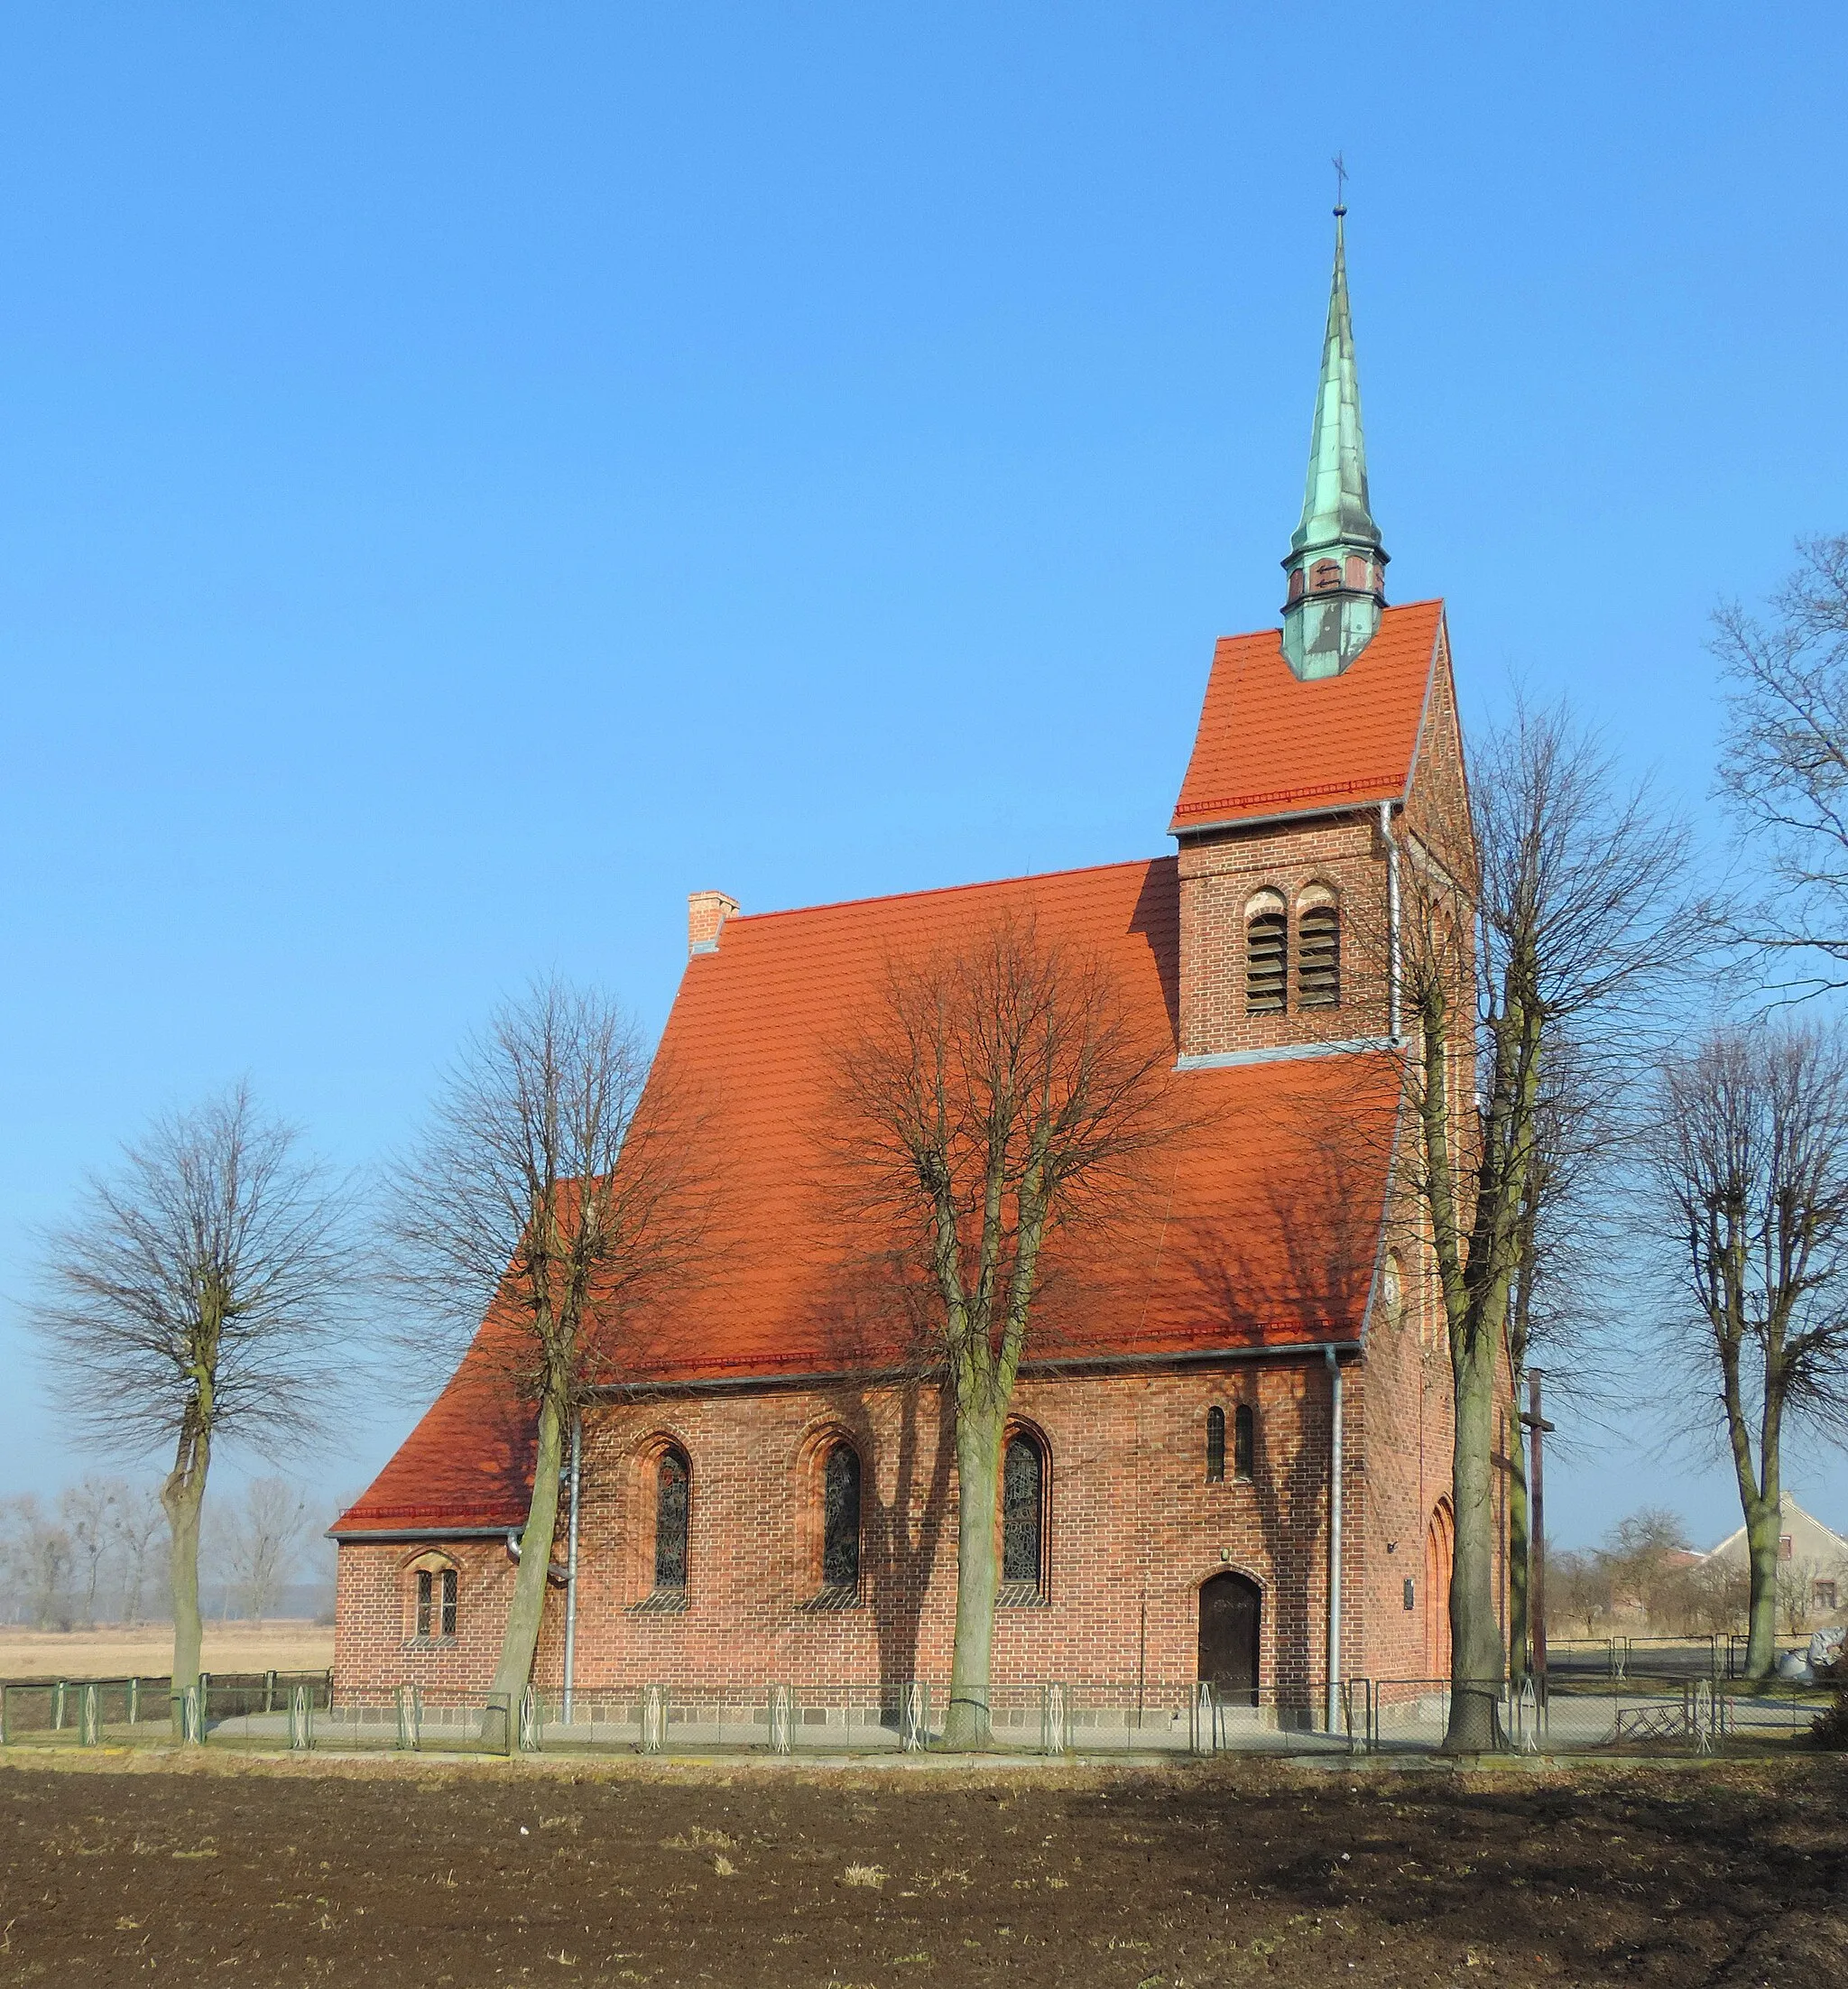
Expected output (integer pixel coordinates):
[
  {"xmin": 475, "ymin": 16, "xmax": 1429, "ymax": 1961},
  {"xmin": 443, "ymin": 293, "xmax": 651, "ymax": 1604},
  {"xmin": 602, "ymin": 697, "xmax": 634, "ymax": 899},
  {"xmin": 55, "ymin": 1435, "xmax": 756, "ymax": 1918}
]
[{"xmin": 1332, "ymin": 152, "xmax": 1348, "ymax": 217}]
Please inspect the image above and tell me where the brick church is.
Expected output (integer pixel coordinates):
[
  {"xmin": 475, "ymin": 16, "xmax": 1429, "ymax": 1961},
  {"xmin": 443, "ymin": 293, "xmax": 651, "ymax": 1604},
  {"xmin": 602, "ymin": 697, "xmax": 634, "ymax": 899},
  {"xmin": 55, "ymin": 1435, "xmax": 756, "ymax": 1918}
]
[{"xmin": 333, "ymin": 211, "xmax": 1488, "ymax": 1714}]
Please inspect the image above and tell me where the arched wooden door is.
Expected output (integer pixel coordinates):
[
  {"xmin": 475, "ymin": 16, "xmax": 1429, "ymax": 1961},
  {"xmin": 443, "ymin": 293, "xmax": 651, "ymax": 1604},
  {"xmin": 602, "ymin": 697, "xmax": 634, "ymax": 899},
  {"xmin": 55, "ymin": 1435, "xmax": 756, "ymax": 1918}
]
[
  {"xmin": 1424, "ymin": 1502, "xmax": 1455, "ymax": 1677},
  {"xmin": 1197, "ymin": 1572, "xmax": 1261, "ymax": 1706}
]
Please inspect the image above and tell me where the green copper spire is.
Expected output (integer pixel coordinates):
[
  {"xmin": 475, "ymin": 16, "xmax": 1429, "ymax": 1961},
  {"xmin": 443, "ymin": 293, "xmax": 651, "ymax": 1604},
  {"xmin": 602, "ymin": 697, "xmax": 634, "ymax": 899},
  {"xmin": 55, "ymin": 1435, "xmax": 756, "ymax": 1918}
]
[{"xmin": 1280, "ymin": 201, "xmax": 1389, "ymax": 680}]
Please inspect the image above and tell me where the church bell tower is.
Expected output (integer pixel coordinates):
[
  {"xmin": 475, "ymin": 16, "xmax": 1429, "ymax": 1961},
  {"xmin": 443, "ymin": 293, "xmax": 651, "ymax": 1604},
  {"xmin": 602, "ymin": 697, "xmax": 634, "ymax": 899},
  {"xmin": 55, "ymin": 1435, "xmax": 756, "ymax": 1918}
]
[{"xmin": 1280, "ymin": 202, "xmax": 1388, "ymax": 679}]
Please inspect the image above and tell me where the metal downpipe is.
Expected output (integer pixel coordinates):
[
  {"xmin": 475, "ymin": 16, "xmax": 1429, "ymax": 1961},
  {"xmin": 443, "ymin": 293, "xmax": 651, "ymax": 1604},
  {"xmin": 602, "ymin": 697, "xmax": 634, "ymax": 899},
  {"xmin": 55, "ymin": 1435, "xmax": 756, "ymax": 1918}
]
[
  {"xmin": 1326, "ymin": 1346, "xmax": 1344, "ymax": 1733},
  {"xmin": 563, "ymin": 1412, "xmax": 582, "ymax": 1721},
  {"xmin": 1379, "ymin": 800, "xmax": 1401, "ymax": 1041}
]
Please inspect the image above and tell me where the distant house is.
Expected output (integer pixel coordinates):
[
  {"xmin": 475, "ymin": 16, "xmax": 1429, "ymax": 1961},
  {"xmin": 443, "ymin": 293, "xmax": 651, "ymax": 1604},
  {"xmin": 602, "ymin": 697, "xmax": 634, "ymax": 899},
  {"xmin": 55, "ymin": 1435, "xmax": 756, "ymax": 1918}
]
[{"xmin": 1699, "ymin": 1494, "xmax": 1848, "ymax": 1619}]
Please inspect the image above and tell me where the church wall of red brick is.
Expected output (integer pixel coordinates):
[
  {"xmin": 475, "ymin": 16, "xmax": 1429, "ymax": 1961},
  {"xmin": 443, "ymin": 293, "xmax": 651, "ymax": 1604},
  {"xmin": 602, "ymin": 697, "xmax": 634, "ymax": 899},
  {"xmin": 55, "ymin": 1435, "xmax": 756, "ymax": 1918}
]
[{"xmin": 336, "ymin": 1351, "xmax": 1462, "ymax": 1703}]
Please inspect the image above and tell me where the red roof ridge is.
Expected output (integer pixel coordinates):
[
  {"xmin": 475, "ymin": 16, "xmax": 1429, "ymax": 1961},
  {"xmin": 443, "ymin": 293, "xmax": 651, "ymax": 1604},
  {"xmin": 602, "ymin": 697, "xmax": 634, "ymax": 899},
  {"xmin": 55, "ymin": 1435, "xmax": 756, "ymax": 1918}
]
[
  {"xmin": 1172, "ymin": 772, "xmax": 1409, "ymax": 819},
  {"xmin": 716, "ymin": 855, "xmax": 1166, "ymax": 931}
]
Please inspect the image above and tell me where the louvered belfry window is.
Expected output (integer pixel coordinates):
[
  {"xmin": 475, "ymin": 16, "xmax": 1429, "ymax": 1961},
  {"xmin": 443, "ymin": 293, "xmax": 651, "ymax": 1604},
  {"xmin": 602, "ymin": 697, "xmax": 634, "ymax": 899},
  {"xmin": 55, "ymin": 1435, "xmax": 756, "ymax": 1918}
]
[
  {"xmin": 822, "ymin": 1444, "xmax": 861, "ymax": 1589},
  {"xmin": 1298, "ymin": 902, "xmax": 1341, "ymax": 1007},
  {"xmin": 655, "ymin": 1448, "xmax": 689, "ymax": 1589},
  {"xmin": 1002, "ymin": 1434, "xmax": 1044, "ymax": 1587},
  {"xmin": 1245, "ymin": 911, "xmax": 1288, "ymax": 1013}
]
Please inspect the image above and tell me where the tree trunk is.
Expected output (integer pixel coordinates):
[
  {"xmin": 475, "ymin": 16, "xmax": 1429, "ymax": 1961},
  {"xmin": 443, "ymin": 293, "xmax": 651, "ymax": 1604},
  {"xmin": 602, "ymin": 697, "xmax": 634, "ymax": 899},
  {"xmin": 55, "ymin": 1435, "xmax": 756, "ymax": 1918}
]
[
  {"xmin": 1507, "ymin": 1403, "xmax": 1530, "ymax": 1687},
  {"xmin": 491, "ymin": 1389, "xmax": 565, "ymax": 1705},
  {"xmin": 943, "ymin": 1410, "xmax": 1003, "ymax": 1750},
  {"xmin": 161, "ymin": 1434, "xmax": 209, "ymax": 1737},
  {"xmin": 1742, "ymin": 1492, "xmax": 1782, "ymax": 1678},
  {"xmin": 1444, "ymin": 1330, "xmax": 1507, "ymax": 1752}
]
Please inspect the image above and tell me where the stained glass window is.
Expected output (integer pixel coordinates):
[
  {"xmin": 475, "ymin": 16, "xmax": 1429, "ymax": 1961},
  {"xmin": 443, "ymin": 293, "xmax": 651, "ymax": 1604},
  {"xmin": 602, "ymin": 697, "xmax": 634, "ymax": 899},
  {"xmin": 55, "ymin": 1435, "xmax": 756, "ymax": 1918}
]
[
  {"xmin": 415, "ymin": 1566, "xmax": 457, "ymax": 1638},
  {"xmin": 823, "ymin": 1444, "xmax": 861, "ymax": 1589},
  {"xmin": 655, "ymin": 1448, "xmax": 689, "ymax": 1589},
  {"xmin": 1002, "ymin": 1434, "xmax": 1043, "ymax": 1587}
]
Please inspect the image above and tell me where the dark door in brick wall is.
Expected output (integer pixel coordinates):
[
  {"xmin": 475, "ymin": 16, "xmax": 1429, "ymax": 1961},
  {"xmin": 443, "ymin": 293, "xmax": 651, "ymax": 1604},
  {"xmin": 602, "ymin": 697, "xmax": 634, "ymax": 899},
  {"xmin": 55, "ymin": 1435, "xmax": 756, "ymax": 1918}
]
[{"xmin": 1197, "ymin": 1572, "xmax": 1261, "ymax": 1705}]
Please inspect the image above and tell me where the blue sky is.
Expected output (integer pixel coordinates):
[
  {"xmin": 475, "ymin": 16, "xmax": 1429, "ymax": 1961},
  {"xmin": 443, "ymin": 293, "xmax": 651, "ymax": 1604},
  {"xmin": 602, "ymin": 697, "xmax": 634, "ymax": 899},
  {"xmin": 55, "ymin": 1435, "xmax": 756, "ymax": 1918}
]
[{"xmin": 2, "ymin": 3, "xmax": 1844, "ymax": 1553}]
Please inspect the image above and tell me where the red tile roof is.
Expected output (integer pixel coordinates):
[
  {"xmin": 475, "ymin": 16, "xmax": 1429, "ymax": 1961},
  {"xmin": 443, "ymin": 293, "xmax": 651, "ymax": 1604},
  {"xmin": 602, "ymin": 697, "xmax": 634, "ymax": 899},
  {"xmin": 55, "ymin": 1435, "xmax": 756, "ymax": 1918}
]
[
  {"xmin": 1169, "ymin": 600, "xmax": 1446, "ymax": 833},
  {"xmin": 335, "ymin": 858, "xmax": 1401, "ymax": 1537}
]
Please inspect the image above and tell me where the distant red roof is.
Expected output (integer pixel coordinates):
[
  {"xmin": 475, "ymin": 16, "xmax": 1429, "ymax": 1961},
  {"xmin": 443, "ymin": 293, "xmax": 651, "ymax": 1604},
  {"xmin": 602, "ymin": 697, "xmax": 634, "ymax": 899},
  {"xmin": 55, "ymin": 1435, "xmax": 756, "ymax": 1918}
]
[
  {"xmin": 1169, "ymin": 600, "xmax": 1445, "ymax": 833},
  {"xmin": 335, "ymin": 857, "xmax": 1401, "ymax": 1537}
]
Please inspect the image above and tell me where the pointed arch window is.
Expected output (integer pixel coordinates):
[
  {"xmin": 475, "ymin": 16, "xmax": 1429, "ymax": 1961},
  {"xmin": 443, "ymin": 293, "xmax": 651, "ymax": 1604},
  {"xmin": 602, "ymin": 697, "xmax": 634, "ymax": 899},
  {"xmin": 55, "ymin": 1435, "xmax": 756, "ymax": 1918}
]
[
  {"xmin": 1000, "ymin": 1430, "xmax": 1047, "ymax": 1603},
  {"xmin": 1245, "ymin": 893, "xmax": 1288, "ymax": 1015},
  {"xmin": 416, "ymin": 1567, "xmax": 457, "ymax": 1639},
  {"xmin": 1206, "ymin": 1407, "xmax": 1226, "ymax": 1483},
  {"xmin": 1234, "ymin": 1403, "xmax": 1254, "ymax": 1481},
  {"xmin": 654, "ymin": 1446, "xmax": 689, "ymax": 1591},
  {"xmin": 822, "ymin": 1443, "xmax": 861, "ymax": 1591},
  {"xmin": 1298, "ymin": 892, "xmax": 1340, "ymax": 1008},
  {"xmin": 407, "ymin": 1553, "xmax": 458, "ymax": 1642}
]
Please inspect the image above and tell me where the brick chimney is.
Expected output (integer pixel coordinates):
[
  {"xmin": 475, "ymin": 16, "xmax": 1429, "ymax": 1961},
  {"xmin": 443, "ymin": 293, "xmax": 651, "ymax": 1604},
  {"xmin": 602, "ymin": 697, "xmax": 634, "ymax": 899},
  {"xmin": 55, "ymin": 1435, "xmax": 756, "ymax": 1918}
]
[{"xmin": 687, "ymin": 890, "xmax": 740, "ymax": 957}]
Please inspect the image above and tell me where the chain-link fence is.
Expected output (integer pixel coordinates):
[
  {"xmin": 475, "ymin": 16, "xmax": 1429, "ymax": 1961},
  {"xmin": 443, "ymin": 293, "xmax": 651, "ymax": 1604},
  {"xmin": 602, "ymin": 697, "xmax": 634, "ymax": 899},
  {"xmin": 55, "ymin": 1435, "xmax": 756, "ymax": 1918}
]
[
  {"xmin": 0, "ymin": 1670, "xmax": 332, "ymax": 1746},
  {"xmin": 1, "ymin": 1667, "xmax": 1832, "ymax": 1758},
  {"xmin": 1350, "ymin": 1673, "xmax": 1829, "ymax": 1753}
]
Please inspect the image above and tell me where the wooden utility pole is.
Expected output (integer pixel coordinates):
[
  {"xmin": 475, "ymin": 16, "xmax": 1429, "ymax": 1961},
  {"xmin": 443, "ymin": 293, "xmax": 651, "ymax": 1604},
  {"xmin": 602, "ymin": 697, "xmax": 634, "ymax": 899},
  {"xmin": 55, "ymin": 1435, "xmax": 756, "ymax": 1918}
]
[{"xmin": 1520, "ymin": 1369, "xmax": 1556, "ymax": 1701}]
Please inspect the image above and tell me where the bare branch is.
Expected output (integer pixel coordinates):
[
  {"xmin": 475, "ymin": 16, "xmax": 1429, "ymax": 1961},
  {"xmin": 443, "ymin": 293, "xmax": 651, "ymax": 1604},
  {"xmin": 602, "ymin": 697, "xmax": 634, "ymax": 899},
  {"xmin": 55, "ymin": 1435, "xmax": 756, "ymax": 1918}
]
[{"xmin": 1712, "ymin": 534, "xmax": 1848, "ymax": 986}]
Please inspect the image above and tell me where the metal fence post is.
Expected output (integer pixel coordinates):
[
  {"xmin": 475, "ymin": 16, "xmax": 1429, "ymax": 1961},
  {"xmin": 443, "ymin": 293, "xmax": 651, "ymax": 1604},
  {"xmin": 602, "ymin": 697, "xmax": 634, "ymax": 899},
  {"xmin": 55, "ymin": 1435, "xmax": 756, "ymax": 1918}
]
[
  {"xmin": 290, "ymin": 1685, "xmax": 311, "ymax": 1751},
  {"xmin": 80, "ymin": 1684, "xmax": 100, "ymax": 1747},
  {"xmin": 1189, "ymin": 1682, "xmax": 1215, "ymax": 1755},
  {"xmin": 181, "ymin": 1684, "xmax": 203, "ymax": 1745},
  {"xmin": 766, "ymin": 1683, "xmax": 792, "ymax": 1755},
  {"xmin": 52, "ymin": 1680, "xmax": 66, "ymax": 1732},
  {"xmin": 484, "ymin": 1691, "xmax": 513, "ymax": 1755},
  {"xmin": 1342, "ymin": 1679, "xmax": 1372, "ymax": 1754},
  {"xmin": 128, "ymin": 1678, "xmax": 140, "ymax": 1726},
  {"xmin": 395, "ymin": 1683, "xmax": 417, "ymax": 1752},
  {"xmin": 1515, "ymin": 1677, "xmax": 1539, "ymax": 1753},
  {"xmin": 642, "ymin": 1684, "xmax": 666, "ymax": 1754},
  {"xmin": 518, "ymin": 1687, "xmax": 541, "ymax": 1753},
  {"xmin": 1040, "ymin": 1683, "xmax": 1069, "ymax": 1755},
  {"xmin": 900, "ymin": 1683, "xmax": 927, "ymax": 1753},
  {"xmin": 1, "ymin": 1684, "xmax": 9, "ymax": 1746}
]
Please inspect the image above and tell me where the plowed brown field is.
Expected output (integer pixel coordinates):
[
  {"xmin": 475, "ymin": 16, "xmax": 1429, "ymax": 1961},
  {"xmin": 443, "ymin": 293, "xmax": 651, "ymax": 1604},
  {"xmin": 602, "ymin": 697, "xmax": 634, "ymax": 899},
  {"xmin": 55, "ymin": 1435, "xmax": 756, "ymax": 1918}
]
[{"xmin": 0, "ymin": 1752, "xmax": 1843, "ymax": 1986}]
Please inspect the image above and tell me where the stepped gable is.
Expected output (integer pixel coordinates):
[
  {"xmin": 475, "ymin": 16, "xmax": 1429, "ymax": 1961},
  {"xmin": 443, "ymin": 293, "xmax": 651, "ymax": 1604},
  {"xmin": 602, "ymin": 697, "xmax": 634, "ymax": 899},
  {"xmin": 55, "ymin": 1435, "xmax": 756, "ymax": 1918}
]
[
  {"xmin": 335, "ymin": 856, "xmax": 1400, "ymax": 1537},
  {"xmin": 1169, "ymin": 597, "xmax": 1444, "ymax": 833}
]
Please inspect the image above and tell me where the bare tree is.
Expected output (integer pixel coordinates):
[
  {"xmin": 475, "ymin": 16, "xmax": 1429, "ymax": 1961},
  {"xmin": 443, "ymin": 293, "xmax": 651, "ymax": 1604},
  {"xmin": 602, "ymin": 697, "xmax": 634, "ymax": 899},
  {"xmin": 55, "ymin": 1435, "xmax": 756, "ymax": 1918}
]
[
  {"xmin": 1779, "ymin": 1557, "xmax": 1825, "ymax": 1639},
  {"xmin": 1679, "ymin": 1557, "xmax": 1751, "ymax": 1641},
  {"xmin": 1390, "ymin": 697, "xmax": 1705, "ymax": 1747},
  {"xmin": 1640, "ymin": 1023, "xmax": 1848, "ymax": 1675},
  {"xmin": 0, "ymin": 1496, "xmax": 74, "ymax": 1629},
  {"xmin": 1601, "ymin": 1508, "xmax": 1696, "ymax": 1627},
  {"xmin": 1548, "ymin": 1547, "xmax": 1612, "ymax": 1639},
  {"xmin": 385, "ymin": 978, "xmax": 708, "ymax": 1707},
  {"xmin": 1712, "ymin": 535, "xmax": 1848, "ymax": 991},
  {"xmin": 832, "ymin": 912, "xmax": 1177, "ymax": 1748},
  {"xmin": 59, "ymin": 1476, "xmax": 122, "ymax": 1629},
  {"xmin": 109, "ymin": 1481, "xmax": 168, "ymax": 1625},
  {"xmin": 218, "ymin": 1476, "xmax": 310, "ymax": 1622},
  {"xmin": 26, "ymin": 1084, "xmax": 356, "ymax": 1721}
]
